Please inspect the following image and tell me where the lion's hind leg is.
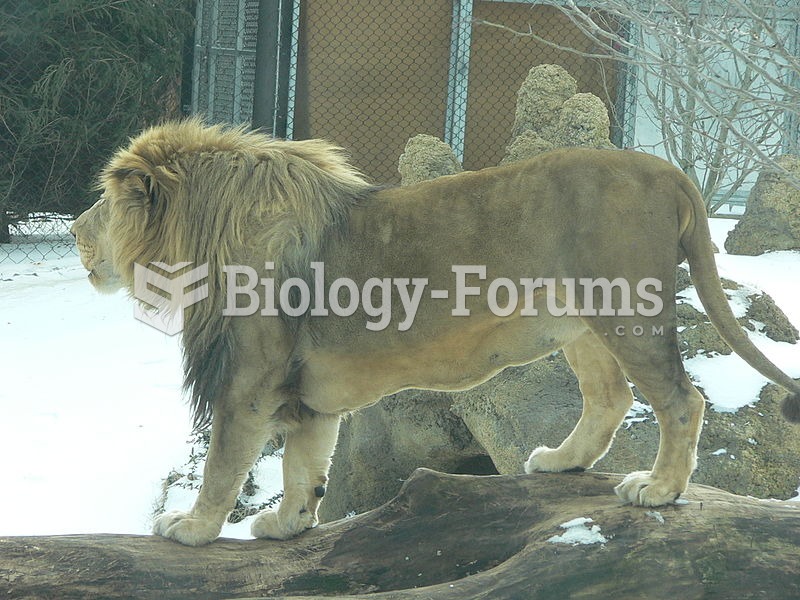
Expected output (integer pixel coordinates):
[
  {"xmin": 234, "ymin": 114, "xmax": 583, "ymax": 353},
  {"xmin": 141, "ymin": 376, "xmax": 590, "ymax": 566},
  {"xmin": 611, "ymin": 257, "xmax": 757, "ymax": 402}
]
[
  {"xmin": 612, "ymin": 373, "xmax": 705, "ymax": 507},
  {"xmin": 525, "ymin": 331, "xmax": 634, "ymax": 474},
  {"xmin": 589, "ymin": 323, "xmax": 705, "ymax": 507},
  {"xmin": 251, "ymin": 412, "xmax": 340, "ymax": 540}
]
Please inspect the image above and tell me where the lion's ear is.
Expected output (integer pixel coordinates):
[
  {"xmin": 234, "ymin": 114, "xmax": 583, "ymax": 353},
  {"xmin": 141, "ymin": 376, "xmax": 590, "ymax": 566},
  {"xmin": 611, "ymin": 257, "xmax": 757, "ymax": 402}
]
[
  {"xmin": 143, "ymin": 174, "xmax": 159, "ymax": 206},
  {"xmin": 111, "ymin": 168, "xmax": 161, "ymax": 206}
]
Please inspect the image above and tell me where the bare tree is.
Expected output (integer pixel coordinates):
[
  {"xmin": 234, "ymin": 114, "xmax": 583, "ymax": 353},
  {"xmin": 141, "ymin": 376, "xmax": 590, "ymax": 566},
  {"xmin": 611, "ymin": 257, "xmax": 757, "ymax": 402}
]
[{"xmin": 477, "ymin": 0, "xmax": 800, "ymax": 214}]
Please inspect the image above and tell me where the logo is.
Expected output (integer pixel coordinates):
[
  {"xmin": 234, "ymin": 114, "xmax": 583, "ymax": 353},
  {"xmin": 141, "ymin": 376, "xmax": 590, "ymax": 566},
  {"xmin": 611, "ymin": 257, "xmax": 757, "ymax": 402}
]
[
  {"xmin": 133, "ymin": 262, "xmax": 209, "ymax": 335},
  {"xmin": 129, "ymin": 261, "xmax": 664, "ymax": 336}
]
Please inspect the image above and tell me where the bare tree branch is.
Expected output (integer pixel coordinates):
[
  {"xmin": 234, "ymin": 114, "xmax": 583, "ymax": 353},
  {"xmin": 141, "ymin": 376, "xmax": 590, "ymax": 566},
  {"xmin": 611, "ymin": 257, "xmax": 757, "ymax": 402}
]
[{"xmin": 476, "ymin": 0, "xmax": 800, "ymax": 212}]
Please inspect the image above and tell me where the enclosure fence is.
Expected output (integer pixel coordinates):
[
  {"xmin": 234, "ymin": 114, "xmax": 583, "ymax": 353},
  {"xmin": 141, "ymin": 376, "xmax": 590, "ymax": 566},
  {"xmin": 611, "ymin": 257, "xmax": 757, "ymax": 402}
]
[
  {"xmin": 3, "ymin": 0, "xmax": 799, "ymax": 263},
  {"xmin": 193, "ymin": 0, "xmax": 633, "ymax": 185},
  {"xmin": 1, "ymin": 0, "xmax": 192, "ymax": 264}
]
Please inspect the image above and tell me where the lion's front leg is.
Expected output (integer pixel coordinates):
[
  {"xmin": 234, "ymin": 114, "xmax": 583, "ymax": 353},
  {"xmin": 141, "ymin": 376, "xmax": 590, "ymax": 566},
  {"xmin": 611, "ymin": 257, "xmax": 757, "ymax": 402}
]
[
  {"xmin": 153, "ymin": 405, "xmax": 273, "ymax": 546},
  {"xmin": 251, "ymin": 412, "xmax": 340, "ymax": 540}
]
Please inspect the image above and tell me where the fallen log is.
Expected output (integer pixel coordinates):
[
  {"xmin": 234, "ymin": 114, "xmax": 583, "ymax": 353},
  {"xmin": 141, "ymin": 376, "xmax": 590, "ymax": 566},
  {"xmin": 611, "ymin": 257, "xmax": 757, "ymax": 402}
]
[{"xmin": 2, "ymin": 470, "xmax": 799, "ymax": 599}]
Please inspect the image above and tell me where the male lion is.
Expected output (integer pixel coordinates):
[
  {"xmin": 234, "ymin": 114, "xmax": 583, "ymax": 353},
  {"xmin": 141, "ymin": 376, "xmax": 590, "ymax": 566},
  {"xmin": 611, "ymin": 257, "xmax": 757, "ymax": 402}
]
[{"xmin": 72, "ymin": 119, "xmax": 800, "ymax": 546}]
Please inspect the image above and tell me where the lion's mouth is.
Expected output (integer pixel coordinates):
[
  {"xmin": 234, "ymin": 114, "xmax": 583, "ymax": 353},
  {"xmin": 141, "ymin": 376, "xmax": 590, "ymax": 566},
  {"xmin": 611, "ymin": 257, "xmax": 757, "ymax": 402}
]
[{"xmin": 87, "ymin": 265, "xmax": 122, "ymax": 294}]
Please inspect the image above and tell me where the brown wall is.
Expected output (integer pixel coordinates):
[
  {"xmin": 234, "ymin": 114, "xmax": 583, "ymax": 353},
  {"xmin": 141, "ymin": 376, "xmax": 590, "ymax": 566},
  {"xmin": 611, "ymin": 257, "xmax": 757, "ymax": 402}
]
[
  {"xmin": 295, "ymin": 1, "xmax": 620, "ymax": 183},
  {"xmin": 466, "ymin": 3, "xmax": 619, "ymax": 170},
  {"xmin": 294, "ymin": 0, "xmax": 452, "ymax": 183}
]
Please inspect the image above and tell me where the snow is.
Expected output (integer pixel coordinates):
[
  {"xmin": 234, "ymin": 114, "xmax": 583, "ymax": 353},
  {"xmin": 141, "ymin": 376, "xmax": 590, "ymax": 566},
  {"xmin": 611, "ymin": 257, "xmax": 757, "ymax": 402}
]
[
  {"xmin": 645, "ymin": 511, "xmax": 665, "ymax": 524},
  {"xmin": 681, "ymin": 221, "xmax": 800, "ymax": 413},
  {"xmin": 1, "ymin": 217, "xmax": 799, "ymax": 537},
  {"xmin": 624, "ymin": 399, "xmax": 654, "ymax": 429},
  {"xmin": 547, "ymin": 517, "xmax": 608, "ymax": 546},
  {"xmin": 0, "ymin": 255, "xmax": 273, "ymax": 538}
]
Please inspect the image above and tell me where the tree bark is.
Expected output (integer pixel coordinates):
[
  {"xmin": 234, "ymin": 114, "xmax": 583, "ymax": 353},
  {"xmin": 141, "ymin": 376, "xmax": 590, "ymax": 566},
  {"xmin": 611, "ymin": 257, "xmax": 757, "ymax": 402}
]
[
  {"xmin": 2, "ymin": 470, "xmax": 799, "ymax": 600},
  {"xmin": 0, "ymin": 213, "xmax": 10, "ymax": 244}
]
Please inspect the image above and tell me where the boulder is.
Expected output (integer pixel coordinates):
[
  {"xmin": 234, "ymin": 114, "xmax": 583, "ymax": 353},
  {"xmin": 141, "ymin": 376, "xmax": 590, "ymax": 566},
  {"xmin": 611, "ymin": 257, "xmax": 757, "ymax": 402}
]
[
  {"xmin": 725, "ymin": 154, "xmax": 800, "ymax": 255},
  {"xmin": 503, "ymin": 64, "xmax": 614, "ymax": 164},
  {"xmin": 319, "ymin": 390, "xmax": 489, "ymax": 522},
  {"xmin": 499, "ymin": 131, "xmax": 555, "ymax": 165},
  {"xmin": 555, "ymin": 92, "xmax": 614, "ymax": 149},
  {"xmin": 745, "ymin": 292, "xmax": 799, "ymax": 343},
  {"xmin": 509, "ymin": 64, "xmax": 577, "ymax": 141},
  {"xmin": 397, "ymin": 134, "xmax": 462, "ymax": 186}
]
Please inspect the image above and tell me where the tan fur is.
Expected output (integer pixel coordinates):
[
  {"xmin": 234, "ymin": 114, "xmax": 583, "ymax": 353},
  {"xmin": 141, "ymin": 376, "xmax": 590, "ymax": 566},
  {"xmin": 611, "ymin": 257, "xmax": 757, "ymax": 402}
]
[
  {"xmin": 83, "ymin": 118, "xmax": 373, "ymax": 430},
  {"xmin": 72, "ymin": 120, "xmax": 800, "ymax": 546}
]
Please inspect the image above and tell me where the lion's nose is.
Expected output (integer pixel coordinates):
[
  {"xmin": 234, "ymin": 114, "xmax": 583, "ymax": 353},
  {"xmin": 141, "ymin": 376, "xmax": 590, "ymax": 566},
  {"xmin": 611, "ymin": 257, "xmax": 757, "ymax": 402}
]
[{"xmin": 69, "ymin": 223, "xmax": 77, "ymax": 239}]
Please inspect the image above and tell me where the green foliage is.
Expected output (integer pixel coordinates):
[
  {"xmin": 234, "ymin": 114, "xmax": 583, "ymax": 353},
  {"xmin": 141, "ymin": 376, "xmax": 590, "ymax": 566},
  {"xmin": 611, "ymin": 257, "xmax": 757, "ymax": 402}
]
[{"xmin": 0, "ymin": 0, "xmax": 194, "ymax": 221}]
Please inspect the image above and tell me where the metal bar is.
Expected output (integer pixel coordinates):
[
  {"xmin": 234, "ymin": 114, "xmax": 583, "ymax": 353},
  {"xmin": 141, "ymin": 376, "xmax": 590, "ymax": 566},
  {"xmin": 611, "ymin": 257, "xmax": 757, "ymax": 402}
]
[
  {"xmin": 190, "ymin": 0, "xmax": 205, "ymax": 115},
  {"xmin": 612, "ymin": 19, "xmax": 638, "ymax": 148},
  {"xmin": 273, "ymin": 0, "xmax": 295, "ymax": 137},
  {"xmin": 284, "ymin": 0, "xmax": 301, "ymax": 139},
  {"xmin": 233, "ymin": 0, "xmax": 247, "ymax": 123},
  {"xmin": 445, "ymin": 0, "xmax": 473, "ymax": 162},
  {"xmin": 252, "ymin": 0, "xmax": 281, "ymax": 131},
  {"xmin": 207, "ymin": 0, "xmax": 219, "ymax": 120}
]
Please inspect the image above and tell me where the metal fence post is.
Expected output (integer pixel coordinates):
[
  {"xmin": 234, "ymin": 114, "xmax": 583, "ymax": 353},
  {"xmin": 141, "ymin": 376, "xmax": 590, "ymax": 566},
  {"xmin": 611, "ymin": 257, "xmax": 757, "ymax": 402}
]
[
  {"xmin": 252, "ymin": 0, "xmax": 280, "ymax": 131},
  {"xmin": 253, "ymin": 0, "xmax": 292, "ymax": 134}
]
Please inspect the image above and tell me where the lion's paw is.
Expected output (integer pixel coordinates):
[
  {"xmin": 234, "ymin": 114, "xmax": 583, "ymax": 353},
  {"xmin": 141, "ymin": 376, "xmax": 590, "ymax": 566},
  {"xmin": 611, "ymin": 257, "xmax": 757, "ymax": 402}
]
[
  {"xmin": 250, "ymin": 509, "xmax": 317, "ymax": 540},
  {"xmin": 524, "ymin": 446, "xmax": 585, "ymax": 473},
  {"xmin": 614, "ymin": 471, "xmax": 682, "ymax": 507},
  {"xmin": 153, "ymin": 511, "xmax": 221, "ymax": 546}
]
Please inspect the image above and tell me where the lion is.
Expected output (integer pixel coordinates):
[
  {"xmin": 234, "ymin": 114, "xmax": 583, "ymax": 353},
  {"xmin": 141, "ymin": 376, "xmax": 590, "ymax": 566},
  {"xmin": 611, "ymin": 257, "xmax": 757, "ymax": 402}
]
[{"xmin": 72, "ymin": 119, "xmax": 800, "ymax": 546}]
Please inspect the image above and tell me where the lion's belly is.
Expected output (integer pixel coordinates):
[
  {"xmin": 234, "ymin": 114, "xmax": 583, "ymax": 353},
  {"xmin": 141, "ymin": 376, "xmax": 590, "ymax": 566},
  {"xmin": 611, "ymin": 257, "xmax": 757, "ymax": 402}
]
[{"xmin": 299, "ymin": 314, "xmax": 585, "ymax": 414}]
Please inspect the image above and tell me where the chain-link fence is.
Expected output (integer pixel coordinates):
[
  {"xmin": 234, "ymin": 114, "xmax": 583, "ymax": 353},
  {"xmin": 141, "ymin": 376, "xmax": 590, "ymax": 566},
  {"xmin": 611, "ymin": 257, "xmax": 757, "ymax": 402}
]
[
  {"xmin": 0, "ymin": 216, "xmax": 76, "ymax": 263},
  {"xmin": 192, "ymin": 0, "xmax": 798, "ymax": 208},
  {"xmin": 0, "ymin": 1, "xmax": 194, "ymax": 264},
  {"xmin": 193, "ymin": 0, "xmax": 631, "ymax": 185},
  {"xmin": 4, "ymin": 1, "xmax": 799, "ymax": 263}
]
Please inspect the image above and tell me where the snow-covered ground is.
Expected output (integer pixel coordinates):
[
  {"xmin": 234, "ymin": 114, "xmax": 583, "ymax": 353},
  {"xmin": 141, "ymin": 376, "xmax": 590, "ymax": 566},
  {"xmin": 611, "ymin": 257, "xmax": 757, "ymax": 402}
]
[{"xmin": 1, "ymin": 219, "xmax": 799, "ymax": 538}]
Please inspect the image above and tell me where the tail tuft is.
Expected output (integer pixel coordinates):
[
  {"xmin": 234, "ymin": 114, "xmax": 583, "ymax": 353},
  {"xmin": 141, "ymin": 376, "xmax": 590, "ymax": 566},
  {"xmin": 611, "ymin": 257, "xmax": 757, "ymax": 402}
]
[{"xmin": 781, "ymin": 394, "xmax": 800, "ymax": 423}]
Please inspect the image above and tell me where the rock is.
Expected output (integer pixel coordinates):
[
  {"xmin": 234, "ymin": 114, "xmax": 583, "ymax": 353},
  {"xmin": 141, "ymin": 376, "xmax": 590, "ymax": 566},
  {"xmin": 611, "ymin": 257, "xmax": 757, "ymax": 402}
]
[
  {"xmin": 675, "ymin": 265, "xmax": 692, "ymax": 293},
  {"xmin": 745, "ymin": 292, "xmax": 799, "ymax": 343},
  {"xmin": 499, "ymin": 131, "xmax": 555, "ymax": 165},
  {"xmin": 449, "ymin": 357, "xmax": 584, "ymax": 476},
  {"xmin": 502, "ymin": 64, "xmax": 613, "ymax": 164},
  {"xmin": 724, "ymin": 154, "xmax": 800, "ymax": 255},
  {"xmin": 397, "ymin": 134, "xmax": 462, "ymax": 186},
  {"xmin": 676, "ymin": 303, "xmax": 732, "ymax": 358},
  {"xmin": 510, "ymin": 64, "xmax": 577, "ymax": 140},
  {"xmin": 4, "ymin": 470, "xmax": 800, "ymax": 599},
  {"xmin": 554, "ymin": 92, "xmax": 614, "ymax": 148},
  {"xmin": 320, "ymin": 390, "xmax": 489, "ymax": 522},
  {"xmin": 694, "ymin": 383, "xmax": 800, "ymax": 497},
  {"xmin": 675, "ymin": 268, "xmax": 796, "ymax": 358}
]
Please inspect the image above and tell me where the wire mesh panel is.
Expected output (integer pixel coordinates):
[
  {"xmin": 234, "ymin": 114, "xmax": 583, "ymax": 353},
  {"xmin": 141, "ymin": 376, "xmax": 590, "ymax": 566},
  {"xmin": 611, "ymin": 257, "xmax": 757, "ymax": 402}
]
[
  {"xmin": 193, "ymin": 0, "xmax": 259, "ymax": 124},
  {"xmin": 465, "ymin": 3, "xmax": 624, "ymax": 170},
  {"xmin": 290, "ymin": 0, "xmax": 629, "ymax": 184},
  {"xmin": 293, "ymin": 0, "xmax": 454, "ymax": 184}
]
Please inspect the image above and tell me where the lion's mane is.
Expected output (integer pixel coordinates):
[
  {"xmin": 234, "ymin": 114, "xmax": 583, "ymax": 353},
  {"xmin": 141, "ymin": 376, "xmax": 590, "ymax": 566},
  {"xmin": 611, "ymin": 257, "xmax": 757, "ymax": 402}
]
[{"xmin": 99, "ymin": 118, "xmax": 374, "ymax": 429}]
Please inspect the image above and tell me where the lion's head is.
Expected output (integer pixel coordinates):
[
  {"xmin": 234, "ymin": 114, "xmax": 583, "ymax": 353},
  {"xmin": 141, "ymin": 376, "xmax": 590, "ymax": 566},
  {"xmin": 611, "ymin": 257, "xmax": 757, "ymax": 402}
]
[
  {"xmin": 71, "ymin": 197, "xmax": 122, "ymax": 293},
  {"xmin": 73, "ymin": 118, "xmax": 373, "ymax": 429}
]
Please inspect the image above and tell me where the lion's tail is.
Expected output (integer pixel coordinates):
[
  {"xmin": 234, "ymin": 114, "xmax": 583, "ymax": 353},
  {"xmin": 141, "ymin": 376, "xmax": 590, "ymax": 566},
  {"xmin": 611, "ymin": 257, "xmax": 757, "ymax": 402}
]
[{"xmin": 678, "ymin": 179, "xmax": 800, "ymax": 422}]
